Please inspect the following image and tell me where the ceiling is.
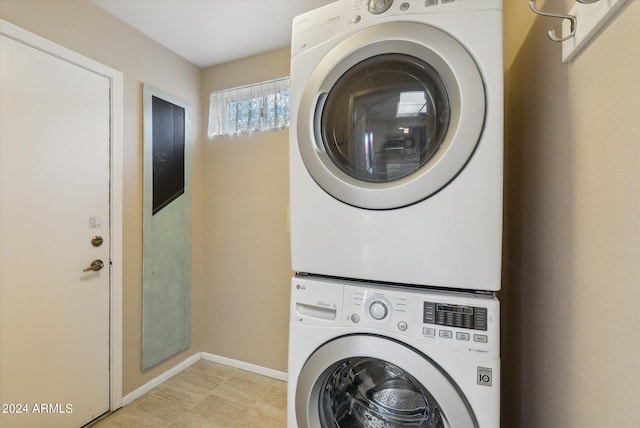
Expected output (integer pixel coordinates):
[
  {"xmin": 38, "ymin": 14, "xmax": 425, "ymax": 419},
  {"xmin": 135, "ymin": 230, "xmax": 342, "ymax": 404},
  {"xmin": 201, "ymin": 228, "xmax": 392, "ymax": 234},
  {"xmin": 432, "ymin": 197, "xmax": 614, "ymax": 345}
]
[{"xmin": 92, "ymin": 0, "xmax": 333, "ymax": 69}]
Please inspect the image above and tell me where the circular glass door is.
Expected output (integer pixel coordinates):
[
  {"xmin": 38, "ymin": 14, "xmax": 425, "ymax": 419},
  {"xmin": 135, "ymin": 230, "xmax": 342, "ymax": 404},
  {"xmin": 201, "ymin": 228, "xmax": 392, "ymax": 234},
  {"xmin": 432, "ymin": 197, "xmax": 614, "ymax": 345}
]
[
  {"xmin": 321, "ymin": 53, "xmax": 450, "ymax": 185},
  {"xmin": 296, "ymin": 22, "xmax": 485, "ymax": 209},
  {"xmin": 319, "ymin": 357, "xmax": 445, "ymax": 427},
  {"xmin": 295, "ymin": 335, "xmax": 477, "ymax": 428}
]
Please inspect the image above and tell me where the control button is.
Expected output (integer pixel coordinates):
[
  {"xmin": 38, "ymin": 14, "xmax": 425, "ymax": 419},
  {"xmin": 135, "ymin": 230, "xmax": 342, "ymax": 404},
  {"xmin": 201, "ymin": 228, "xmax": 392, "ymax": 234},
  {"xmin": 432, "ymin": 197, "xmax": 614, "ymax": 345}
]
[
  {"xmin": 422, "ymin": 327, "xmax": 436, "ymax": 337},
  {"xmin": 464, "ymin": 314, "xmax": 474, "ymax": 329},
  {"xmin": 350, "ymin": 314, "xmax": 360, "ymax": 323},
  {"xmin": 369, "ymin": 301, "xmax": 388, "ymax": 320},
  {"xmin": 351, "ymin": 15, "xmax": 362, "ymax": 24},
  {"xmin": 367, "ymin": 0, "xmax": 393, "ymax": 14},
  {"xmin": 475, "ymin": 308, "xmax": 488, "ymax": 330},
  {"xmin": 446, "ymin": 312, "xmax": 454, "ymax": 325},
  {"xmin": 423, "ymin": 302, "xmax": 436, "ymax": 323},
  {"xmin": 442, "ymin": 0, "xmax": 455, "ymax": 3},
  {"xmin": 367, "ymin": 297, "xmax": 391, "ymax": 321},
  {"xmin": 474, "ymin": 334, "xmax": 488, "ymax": 343},
  {"xmin": 456, "ymin": 332, "xmax": 470, "ymax": 341},
  {"xmin": 397, "ymin": 321, "xmax": 408, "ymax": 331},
  {"xmin": 400, "ymin": 2, "xmax": 410, "ymax": 11},
  {"xmin": 425, "ymin": 0, "xmax": 438, "ymax": 6},
  {"xmin": 439, "ymin": 330, "xmax": 452, "ymax": 339}
]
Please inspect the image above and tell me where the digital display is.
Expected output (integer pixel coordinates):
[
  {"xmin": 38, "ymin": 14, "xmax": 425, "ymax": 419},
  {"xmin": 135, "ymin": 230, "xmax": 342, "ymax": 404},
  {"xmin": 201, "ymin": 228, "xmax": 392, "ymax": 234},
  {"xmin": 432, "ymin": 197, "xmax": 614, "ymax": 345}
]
[
  {"xmin": 423, "ymin": 302, "xmax": 487, "ymax": 331},
  {"xmin": 436, "ymin": 303, "xmax": 474, "ymax": 315}
]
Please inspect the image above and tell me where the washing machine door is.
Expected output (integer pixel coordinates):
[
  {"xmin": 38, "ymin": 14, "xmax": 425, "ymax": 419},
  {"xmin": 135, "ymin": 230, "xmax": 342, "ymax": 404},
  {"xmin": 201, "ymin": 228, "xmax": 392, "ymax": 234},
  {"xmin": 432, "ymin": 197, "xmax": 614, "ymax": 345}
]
[
  {"xmin": 296, "ymin": 22, "xmax": 485, "ymax": 209},
  {"xmin": 295, "ymin": 335, "xmax": 478, "ymax": 428}
]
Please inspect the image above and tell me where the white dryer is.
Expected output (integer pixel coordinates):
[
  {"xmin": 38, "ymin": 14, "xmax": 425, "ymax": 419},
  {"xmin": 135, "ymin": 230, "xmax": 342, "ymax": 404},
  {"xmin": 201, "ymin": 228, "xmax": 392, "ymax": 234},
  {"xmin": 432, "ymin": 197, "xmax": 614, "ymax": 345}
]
[
  {"xmin": 287, "ymin": 275, "xmax": 500, "ymax": 427},
  {"xmin": 289, "ymin": 0, "xmax": 503, "ymax": 291}
]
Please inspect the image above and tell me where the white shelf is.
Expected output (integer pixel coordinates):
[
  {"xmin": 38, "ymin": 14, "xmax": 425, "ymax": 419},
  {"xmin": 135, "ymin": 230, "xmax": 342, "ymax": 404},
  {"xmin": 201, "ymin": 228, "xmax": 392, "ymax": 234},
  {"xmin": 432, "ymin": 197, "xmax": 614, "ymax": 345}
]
[{"xmin": 562, "ymin": 0, "xmax": 632, "ymax": 62}]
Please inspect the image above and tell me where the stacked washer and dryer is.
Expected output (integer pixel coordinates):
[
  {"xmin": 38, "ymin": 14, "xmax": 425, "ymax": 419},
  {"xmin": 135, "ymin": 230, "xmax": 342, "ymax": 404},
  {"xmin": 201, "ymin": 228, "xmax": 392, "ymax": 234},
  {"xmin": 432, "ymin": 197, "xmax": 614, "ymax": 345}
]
[{"xmin": 288, "ymin": 1, "xmax": 503, "ymax": 427}]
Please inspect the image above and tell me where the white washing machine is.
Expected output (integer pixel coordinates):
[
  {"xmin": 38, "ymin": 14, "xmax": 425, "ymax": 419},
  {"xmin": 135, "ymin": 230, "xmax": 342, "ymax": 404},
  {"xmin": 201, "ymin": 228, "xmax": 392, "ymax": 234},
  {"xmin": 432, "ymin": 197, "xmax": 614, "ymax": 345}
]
[
  {"xmin": 289, "ymin": 0, "xmax": 503, "ymax": 291},
  {"xmin": 287, "ymin": 275, "xmax": 500, "ymax": 427}
]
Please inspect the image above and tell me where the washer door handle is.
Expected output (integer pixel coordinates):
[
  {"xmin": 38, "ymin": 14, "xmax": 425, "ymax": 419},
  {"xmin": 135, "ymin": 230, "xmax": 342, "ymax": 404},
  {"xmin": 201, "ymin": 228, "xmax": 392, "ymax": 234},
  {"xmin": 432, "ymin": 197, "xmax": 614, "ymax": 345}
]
[{"xmin": 313, "ymin": 93, "xmax": 328, "ymax": 152}]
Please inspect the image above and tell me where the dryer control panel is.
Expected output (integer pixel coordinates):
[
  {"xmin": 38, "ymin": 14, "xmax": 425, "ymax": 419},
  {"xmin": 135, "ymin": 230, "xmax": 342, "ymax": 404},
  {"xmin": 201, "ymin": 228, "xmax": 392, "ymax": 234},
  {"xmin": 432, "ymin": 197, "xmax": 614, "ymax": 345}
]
[
  {"xmin": 292, "ymin": 0, "xmax": 501, "ymax": 57},
  {"xmin": 345, "ymin": 0, "xmax": 502, "ymax": 30}
]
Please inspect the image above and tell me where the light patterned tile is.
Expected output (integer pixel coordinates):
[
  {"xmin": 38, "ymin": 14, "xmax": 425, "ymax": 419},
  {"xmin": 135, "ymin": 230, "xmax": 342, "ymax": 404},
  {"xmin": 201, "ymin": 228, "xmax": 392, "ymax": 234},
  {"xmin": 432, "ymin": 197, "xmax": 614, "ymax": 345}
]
[
  {"xmin": 192, "ymin": 393, "xmax": 251, "ymax": 425},
  {"xmin": 241, "ymin": 400, "xmax": 287, "ymax": 427},
  {"xmin": 91, "ymin": 412, "xmax": 160, "ymax": 427},
  {"xmin": 179, "ymin": 366, "xmax": 227, "ymax": 387},
  {"xmin": 91, "ymin": 360, "xmax": 289, "ymax": 428},
  {"xmin": 212, "ymin": 376, "xmax": 271, "ymax": 403},
  {"xmin": 268, "ymin": 379, "xmax": 288, "ymax": 394},
  {"xmin": 230, "ymin": 368, "xmax": 277, "ymax": 387},
  {"xmin": 152, "ymin": 382, "xmax": 207, "ymax": 408},
  {"xmin": 262, "ymin": 382, "xmax": 287, "ymax": 408},
  {"xmin": 190, "ymin": 360, "xmax": 238, "ymax": 379},
  {"xmin": 126, "ymin": 395, "xmax": 190, "ymax": 425},
  {"xmin": 240, "ymin": 410, "xmax": 287, "ymax": 428},
  {"xmin": 92, "ymin": 403, "xmax": 171, "ymax": 427},
  {"xmin": 168, "ymin": 408, "xmax": 227, "ymax": 428},
  {"xmin": 162, "ymin": 369, "xmax": 225, "ymax": 398}
]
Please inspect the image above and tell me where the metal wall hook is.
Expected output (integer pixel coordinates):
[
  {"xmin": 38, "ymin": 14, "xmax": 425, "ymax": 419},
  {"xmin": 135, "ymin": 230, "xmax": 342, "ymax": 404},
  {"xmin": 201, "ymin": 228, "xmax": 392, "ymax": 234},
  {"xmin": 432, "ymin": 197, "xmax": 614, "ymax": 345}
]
[{"xmin": 529, "ymin": 0, "xmax": 577, "ymax": 42}]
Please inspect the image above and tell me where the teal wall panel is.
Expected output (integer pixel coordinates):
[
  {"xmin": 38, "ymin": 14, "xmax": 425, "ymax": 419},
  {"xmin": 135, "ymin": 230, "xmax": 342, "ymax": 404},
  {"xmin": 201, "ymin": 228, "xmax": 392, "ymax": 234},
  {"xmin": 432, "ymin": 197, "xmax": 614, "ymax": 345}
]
[{"xmin": 142, "ymin": 85, "xmax": 191, "ymax": 370}]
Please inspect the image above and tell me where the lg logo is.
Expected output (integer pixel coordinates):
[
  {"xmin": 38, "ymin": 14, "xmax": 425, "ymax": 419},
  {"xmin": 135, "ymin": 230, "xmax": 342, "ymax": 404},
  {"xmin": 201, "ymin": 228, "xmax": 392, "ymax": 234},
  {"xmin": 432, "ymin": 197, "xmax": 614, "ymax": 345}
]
[{"xmin": 296, "ymin": 284, "xmax": 306, "ymax": 290}]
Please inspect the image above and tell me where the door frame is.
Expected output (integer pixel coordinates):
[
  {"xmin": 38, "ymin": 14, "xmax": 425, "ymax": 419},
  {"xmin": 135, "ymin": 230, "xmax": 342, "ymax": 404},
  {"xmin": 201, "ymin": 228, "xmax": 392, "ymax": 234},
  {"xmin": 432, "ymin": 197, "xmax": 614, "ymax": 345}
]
[{"xmin": 0, "ymin": 19, "xmax": 124, "ymax": 411}]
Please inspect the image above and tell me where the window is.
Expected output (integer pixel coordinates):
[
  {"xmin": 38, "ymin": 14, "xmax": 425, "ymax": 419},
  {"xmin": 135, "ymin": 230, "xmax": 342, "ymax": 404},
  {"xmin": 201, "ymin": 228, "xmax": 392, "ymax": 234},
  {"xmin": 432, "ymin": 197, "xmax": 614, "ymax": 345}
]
[{"xmin": 208, "ymin": 77, "xmax": 290, "ymax": 137}]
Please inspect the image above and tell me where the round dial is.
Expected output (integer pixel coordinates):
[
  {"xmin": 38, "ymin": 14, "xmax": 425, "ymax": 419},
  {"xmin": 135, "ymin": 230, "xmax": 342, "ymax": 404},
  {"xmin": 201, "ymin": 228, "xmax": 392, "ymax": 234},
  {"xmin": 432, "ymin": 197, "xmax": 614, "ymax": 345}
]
[
  {"xmin": 368, "ymin": 300, "xmax": 389, "ymax": 320},
  {"xmin": 368, "ymin": 0, "xmax": 393, "ymax": 14}
]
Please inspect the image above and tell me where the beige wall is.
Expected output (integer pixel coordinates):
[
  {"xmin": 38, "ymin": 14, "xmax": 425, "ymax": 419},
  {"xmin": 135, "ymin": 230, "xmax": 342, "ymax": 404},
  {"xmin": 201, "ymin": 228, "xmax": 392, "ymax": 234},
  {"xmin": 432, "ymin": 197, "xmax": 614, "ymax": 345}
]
[
  {"xmin": 200, "ymin": 48, "xmax": 292, "ymax": 372},
  {"xmin": 502, "ymin": 1, "xmax": 640, "ymax": 427},
  {"xmin": 0, "ymin": 0, "xmax": 204, "ymax": 395}
]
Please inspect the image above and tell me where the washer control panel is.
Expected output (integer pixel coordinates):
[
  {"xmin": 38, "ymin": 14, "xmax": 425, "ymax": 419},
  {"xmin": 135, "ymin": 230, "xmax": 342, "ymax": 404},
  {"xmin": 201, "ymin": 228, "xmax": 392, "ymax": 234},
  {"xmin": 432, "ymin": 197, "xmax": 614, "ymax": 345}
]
[
  {"xmin": 290, "ymin": 276, "xmax": 499, "ymax": 357},
  {"xmin": 341, "ymin": 281, "xmax": 499, "ymax": 356}
]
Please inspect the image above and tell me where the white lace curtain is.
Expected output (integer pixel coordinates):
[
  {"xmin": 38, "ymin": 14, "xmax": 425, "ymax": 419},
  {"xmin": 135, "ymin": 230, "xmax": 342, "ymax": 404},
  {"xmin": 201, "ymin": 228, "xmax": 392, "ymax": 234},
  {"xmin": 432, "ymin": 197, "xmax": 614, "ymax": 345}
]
[{"xmin": 207, "ymin": 77, "xmax": 290, "ymax": 137}]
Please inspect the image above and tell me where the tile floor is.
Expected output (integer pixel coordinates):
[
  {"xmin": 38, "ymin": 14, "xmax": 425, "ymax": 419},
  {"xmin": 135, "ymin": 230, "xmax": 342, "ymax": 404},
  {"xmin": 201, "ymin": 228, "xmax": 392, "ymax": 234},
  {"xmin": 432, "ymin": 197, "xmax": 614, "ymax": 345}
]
[{"xmin": 92, "ymin": 360, "xmax": 287, "ymax": 427}]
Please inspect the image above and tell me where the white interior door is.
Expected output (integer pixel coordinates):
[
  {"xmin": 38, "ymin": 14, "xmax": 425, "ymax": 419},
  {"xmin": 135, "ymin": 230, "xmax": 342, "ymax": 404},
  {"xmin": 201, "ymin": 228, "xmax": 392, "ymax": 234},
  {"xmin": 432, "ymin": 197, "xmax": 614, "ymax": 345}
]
[{"xmin": 1, "ymin": 33, "xmax": 111, "ymax": 427}]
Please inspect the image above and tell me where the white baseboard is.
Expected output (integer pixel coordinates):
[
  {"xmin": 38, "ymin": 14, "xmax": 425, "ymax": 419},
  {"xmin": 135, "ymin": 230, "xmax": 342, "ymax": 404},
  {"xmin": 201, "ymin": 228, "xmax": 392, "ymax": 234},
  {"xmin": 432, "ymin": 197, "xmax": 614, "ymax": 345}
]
[
  {"xmin": 121, "ymin": 352, "xmax": 202, "ymax": 406},
  {"xmin": 201, "ymin": 352, "xmax": 288, "ymax": 382},
  {"xmin": 120, "ymin": 352, "xmax": 287, "ymax": 408}
]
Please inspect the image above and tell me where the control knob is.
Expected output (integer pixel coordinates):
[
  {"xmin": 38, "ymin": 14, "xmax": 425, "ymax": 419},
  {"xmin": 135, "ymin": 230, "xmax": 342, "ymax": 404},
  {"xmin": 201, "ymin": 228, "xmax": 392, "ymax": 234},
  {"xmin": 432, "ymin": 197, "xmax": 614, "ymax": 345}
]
[
  {"xmin": 368, "ymin": 0, "xmax": 393, "ymax": 14},
  {"xmin": 369, "ymin": 300, "xmax": 389, "ymax": 320}
]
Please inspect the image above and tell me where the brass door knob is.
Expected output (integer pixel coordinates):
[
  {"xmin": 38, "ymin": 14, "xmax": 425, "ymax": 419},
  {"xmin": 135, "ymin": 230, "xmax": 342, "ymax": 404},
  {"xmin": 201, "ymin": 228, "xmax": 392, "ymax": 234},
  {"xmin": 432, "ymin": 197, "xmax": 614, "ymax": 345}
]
[
  {"xmin": 91, "ymin": 236, "xmax": 104, "ymax": 247},
  {"xmin": 83, "ymin": 259, "xmax": 104, "ymax": 272}
]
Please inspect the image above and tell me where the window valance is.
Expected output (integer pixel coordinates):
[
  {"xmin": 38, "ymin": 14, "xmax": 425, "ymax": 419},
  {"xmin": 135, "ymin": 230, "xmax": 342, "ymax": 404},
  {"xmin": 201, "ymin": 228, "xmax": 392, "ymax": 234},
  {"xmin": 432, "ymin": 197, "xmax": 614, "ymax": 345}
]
[{"xmin": 208, "ymin": 77, "xmax": 290, "ymax": 137}]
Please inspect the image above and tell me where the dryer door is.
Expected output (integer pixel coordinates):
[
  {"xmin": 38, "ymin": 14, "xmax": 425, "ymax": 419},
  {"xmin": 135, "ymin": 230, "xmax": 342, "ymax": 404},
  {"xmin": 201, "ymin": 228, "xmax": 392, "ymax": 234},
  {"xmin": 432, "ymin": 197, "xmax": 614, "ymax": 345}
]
[
  {"xmin": 296, "ymin": 22, "xmax": 484, "ymax": 209},
  {"xmin": 295, "ymin": 335, "xmax": 477, "ymax": 428}
]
